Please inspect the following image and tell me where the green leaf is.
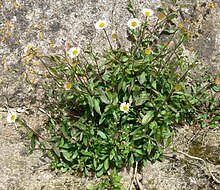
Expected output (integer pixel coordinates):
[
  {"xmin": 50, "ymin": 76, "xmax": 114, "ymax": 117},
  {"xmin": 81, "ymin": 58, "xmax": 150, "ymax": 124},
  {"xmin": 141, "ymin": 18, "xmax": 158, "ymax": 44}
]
[
  {"xmin": 87, "ymin": 95, "xmax": 94, "ymax": 108},
  {"xmin": 96, "ymin": 163, "xmax": 103, "ymax": 171},
  {"xmin": 49, "ymin": 67, "xmax": 59, "ymax": 76},
  {"xmin": 162, "ymin": 29, "xmax": 176, "ymax": 35},
  {"xmin": 27, "ymin": 131, "xmax": 34, "ymax": 138},
  {"xmin": 147, "ymin": 141, "xmax": 152, "ymax": 155},
  {"xmin": 135, "ymin": 149, "xmax": 143, "ymax": 155},
  {"xmin": 142, "ymin": 111, "xmax": 154, "ymax": 125},
  {"xmin": 96, "ymin": 168, "xmax": 104, "ymax": 178},
  {"xmin": 82, "ymin": 149, "xmax": 93, "ymax": 156},
  {"xmin": 72, "ymin": 151, "xmax": 78, "ymax": 159},
  {"xmin": 66, "ymin": 95, "xmax": 74, "ymax": 99},
  {"xmin": 114, "ymin": 155, "xmax": 122, "ymax": 168},
  {"xmin": 149, "ymin": 121, "xmax": 157, "ymax": 129},
  {"xmin": 113, "ymin": 175, "xmax": 123, "ymax": 183},
  {"xmin": 61, "ymin": 167, "xmax": 68, "ymax": 173},
  {"xmin": 99, "ymin": 113, "xmax": 106, "ymax": 125},
  {"xmin": 93, "ymin": 158, "xmax": 97, "ymax": 169},
  {"xmin": 93, "ymin": 99, "xmax": 101, "ymax": 115},
  {"xmin": 152, "ymin": 81, "xmax": 157, "ymax": 89},
  {"xmin": 123, "ymin": 94, "xmax": 129, "ymax": 102},
  {"xmin": 100, "ymin": 95, "xmax": 110, "ymax": 104},
  {"xmin": 61, "ymin": 150, "xmax": 72, "ymax": 161},
  {"xmin": 212, "ymin": 116, "xmax": 220, "ymax": 122},
  {"xmin": 112, "ymin": 96, "xmax": 119, "ymax": 105},
  {"xmin": 212, "ymin": 85, "xmax": 220, "ymax": 92},
  {"xmin": 139, "ymin": 72, "xmax": 146, "ymax": 85},
  {"xmin": 122, "ymin": 81, "xmax": 127, "ymax": 93},
  {"xmin": 118, "ymin": 78, "xmax": 124, "ymax": 92},
  {"xmin": 129, "ymin": 153, "xmax": 134, "ymax": 165},
  {"xmin": 17, "ymin": 125, "xmax": 25, "ymax": 129},
  {"xmin": 51, "ymin": 136, "xmax": 61, "ymax": 141},
  {"xmin": 53, "ymin": 146, "xmax": 61, "ymax": 157},
  {"xmin": 110, "ymin": 149, "xmax": 116, "ymax": 160},
  {"xmin": 209, "ymin": 124, "xmax": 218, "ymax": 129},
  {"xmin": 97, "ymin": 130, "xmax": 107, "ymax": 139},
  {"xmin": 121, "ymin": 56, "xmax": 129, "ymax": 62},
  {"xmin": 104, "ymin": 158, "xmax": 109, "ymax": 171},
  {"xmin": 58, "ymin": 137, "xmax": 65, "ymax": 147},
  {"xmin": 61, "ymin": 124, "xmax": 68, "ymax": 138},
  {"xmin": 191, "ymin": 86, "xmax": 197, "ymax": 94},
  {"xmin": 136, "ymin": 97, "xmax": 148, "ymax": 106}
]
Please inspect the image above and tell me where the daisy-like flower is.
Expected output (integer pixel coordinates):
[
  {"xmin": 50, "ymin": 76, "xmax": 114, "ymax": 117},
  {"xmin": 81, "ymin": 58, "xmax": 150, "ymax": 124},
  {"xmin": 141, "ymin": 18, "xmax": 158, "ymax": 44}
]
[
  {"xmin": 158, "ymin": 12, "xmax": 166, "ymax": 20},
  {"xmin": 7, "ymin": 111, "xmax": 17, "ymax": 123},
  {"xmin": 215, "ymin": 77, "xmax": 220, "ymax": 85},
  {"xmin": 111, "ymin": 32, "xmax": 118, "ymax": 39},
  {"xmin": 175, "ymin": 84, "xmax": 182, "ymax": 91},
  {"xmin": 64, "ymin": 82, "xmax": 72, "ymax": 91},
  {"xmin": 145, "ymin": 48, "xmax": 152, "ymax": 55},
  {"xmin": 95, "ymin": 20, "xmax": 108, "ymax": 30},
  {"xmin": 178, "ymin": 22, "xmax": 184, "ymax": 29},
  {"xmin": 127, "ymin": 18, "xmax": 141, "ymax": 29},
  {"xmin": 68, "ymin": 47, "xmax": 80, "ymax": 58},
  {"xmin": 141, "ymin": 8, "xmax": 154, "ymax": 17},
  {"xmin": 120, "ymin": 102, "xmax": 130, "ymax": 113}
]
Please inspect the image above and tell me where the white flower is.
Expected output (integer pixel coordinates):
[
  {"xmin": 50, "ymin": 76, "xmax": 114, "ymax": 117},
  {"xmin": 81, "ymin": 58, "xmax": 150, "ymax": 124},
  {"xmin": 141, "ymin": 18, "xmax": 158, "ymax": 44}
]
[
  {"xmin": 95, "ymin": 20, "xmax": 108, "ymax": 30},
  {"xmin": 120, "ymin": 102, "xmax": 130, "ymax": 113},
  {"xmin": 127, "ymin": 18, "xmax": 141, "ymax": 29},
  {"xmin": 141, "ymin": 8, "xmax": 154, "ymax": 17},
  {"xmin": 64, "ymin": 82, "xmax": 72, "ymax": 91},
  {"xmin": 7, "ymin": 111, "xmax": 17, "ymax": 123},
  {"xmin": 68, "ymin": 47, "xmax": 80, "ymax": 58}
]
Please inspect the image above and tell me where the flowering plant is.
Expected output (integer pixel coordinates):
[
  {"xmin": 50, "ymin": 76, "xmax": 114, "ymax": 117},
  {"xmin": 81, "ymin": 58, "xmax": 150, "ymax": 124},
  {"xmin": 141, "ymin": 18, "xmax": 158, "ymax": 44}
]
[
  {"xmin": 7, "ymin": 111, "xmax": 17, "ymax": 123},
  {"xmin": 16, "ymin": 1, "xmax": 219, "ymax": 188}
]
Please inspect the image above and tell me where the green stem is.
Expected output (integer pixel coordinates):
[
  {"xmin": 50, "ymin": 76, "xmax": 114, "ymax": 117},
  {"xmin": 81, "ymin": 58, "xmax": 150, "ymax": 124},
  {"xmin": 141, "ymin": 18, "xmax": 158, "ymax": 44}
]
[
  {"xmin": 31, "ymin": 49, "xmax": 64, "ymax": 86},
  {"xmin": 104, "ymin": 29, "xmax": 113, "ymax": 51},
  {"xmin": 90, "ymin": 51, "xmax": 106, "ymax": 83}
]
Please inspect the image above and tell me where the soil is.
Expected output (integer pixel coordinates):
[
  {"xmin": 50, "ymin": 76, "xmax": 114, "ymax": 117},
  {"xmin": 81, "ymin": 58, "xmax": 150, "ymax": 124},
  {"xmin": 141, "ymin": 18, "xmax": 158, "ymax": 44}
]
[{"xmin": 0, "ymin": 0, "xmax": 219, "ymax": 189}]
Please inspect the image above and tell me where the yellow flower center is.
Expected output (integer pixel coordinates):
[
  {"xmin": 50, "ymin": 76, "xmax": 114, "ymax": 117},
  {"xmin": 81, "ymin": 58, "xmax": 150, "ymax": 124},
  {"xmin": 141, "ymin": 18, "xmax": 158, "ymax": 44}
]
[
  {"xmin": 131, "ymin": 21, "xmax": 137, "ymax": 27},
  {"xmin": 178, "ymin": 23, "xmax": 184, "ymax": 29},
  {"xmin": 72, "ymin": 50, "xmax": 79, "ymax": 55},
  {"xmin": 215, "ymin": 77, "xmax": 220, "ymax": 85},
  {"xmin": 11, "ymin": 115, "xmax": 16, "ymax": 121},
  {"xmin": 145, "ymin": 11, "xmax": 151, "ymax": 16},
  {"xmin": 65, "ymin": 83, "xmax": 72, "ymax": 90},
  {"xmin": 145, "ymin": 48, "xmax": 152, "ymax": 55},
  {"xmin": 122, "ymin": 106, "xmax": 129, "ymax": 111},
  {"xmin": 158, "ymin": 13, "xmax": 165, "ymax": 20},
  {"xmin": 111, "ymin": 33, "xmax": 117, "ymax": 39},
  {"xmin": 99, "ymin": 22, "xmax": 105, "ymax": 28},
  {"xmin": 175, "ymin": 84, "xmax": 182, "ymax": 91}
]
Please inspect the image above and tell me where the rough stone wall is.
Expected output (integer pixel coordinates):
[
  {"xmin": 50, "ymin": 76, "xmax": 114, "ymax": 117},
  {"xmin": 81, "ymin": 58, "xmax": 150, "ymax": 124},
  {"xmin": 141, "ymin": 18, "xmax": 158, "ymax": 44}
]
[{"xmin": 0, "ymin": 0, "xmax": 219, "ymax": 189}]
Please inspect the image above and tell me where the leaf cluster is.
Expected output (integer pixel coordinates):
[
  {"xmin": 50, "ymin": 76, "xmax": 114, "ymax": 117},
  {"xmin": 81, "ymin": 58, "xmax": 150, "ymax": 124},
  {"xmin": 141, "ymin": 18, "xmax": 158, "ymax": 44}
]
[{"xmin": 22, "ymin": 1, "xmax": 219, "ymax": 182}]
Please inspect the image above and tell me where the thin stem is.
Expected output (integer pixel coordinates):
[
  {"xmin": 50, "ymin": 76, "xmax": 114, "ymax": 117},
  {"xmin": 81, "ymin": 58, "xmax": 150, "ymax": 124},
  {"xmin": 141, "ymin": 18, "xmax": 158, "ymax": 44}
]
[
  {"xmin": 157, "ymin": 32, "xmax": 183, "ymax": 75},
  {"xmin": 18, "ymin": 118, "xmax": 52, "ymax": 147},
  {"xmin": 104, "ymin": 29, "xmax": 113, "ymax": 51},
  {"xmin": 90, "ymin": 51, "xmax": 106, "ymax": 83},
  {"xmin": 31, "ymin": 49, "xmax": 62, "ymax": 86}
]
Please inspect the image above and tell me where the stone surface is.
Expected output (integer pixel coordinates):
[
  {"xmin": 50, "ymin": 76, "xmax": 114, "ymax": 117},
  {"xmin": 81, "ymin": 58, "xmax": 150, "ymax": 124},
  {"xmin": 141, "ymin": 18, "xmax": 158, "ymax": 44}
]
[{"xmin": 0, "ymin": 0, "xmax": 219, "ymax": 189}]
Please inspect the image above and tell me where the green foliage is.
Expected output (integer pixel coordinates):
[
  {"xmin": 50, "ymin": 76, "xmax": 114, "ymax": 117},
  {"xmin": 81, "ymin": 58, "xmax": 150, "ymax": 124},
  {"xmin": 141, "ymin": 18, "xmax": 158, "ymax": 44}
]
[
  {"xmin": 92, "ymin": 168, "xmax": 125, "ymax": 190},
  {"xmin": 19, "ymin": 0, "xmax": 219, "ymax": 186}
]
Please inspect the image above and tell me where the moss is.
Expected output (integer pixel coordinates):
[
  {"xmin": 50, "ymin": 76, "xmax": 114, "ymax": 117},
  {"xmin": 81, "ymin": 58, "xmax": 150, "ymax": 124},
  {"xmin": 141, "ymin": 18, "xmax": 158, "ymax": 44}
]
[{"xmin": 188, "ymin": 141, "xmax": 220, "ymax": 165}]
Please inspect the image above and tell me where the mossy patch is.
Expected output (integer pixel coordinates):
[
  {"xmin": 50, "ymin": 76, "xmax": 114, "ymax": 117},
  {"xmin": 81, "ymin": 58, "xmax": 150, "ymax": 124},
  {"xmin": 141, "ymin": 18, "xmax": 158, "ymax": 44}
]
[{"xmin": 188, "ymin": 142, "xmax": 220, "ymax": 165}]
